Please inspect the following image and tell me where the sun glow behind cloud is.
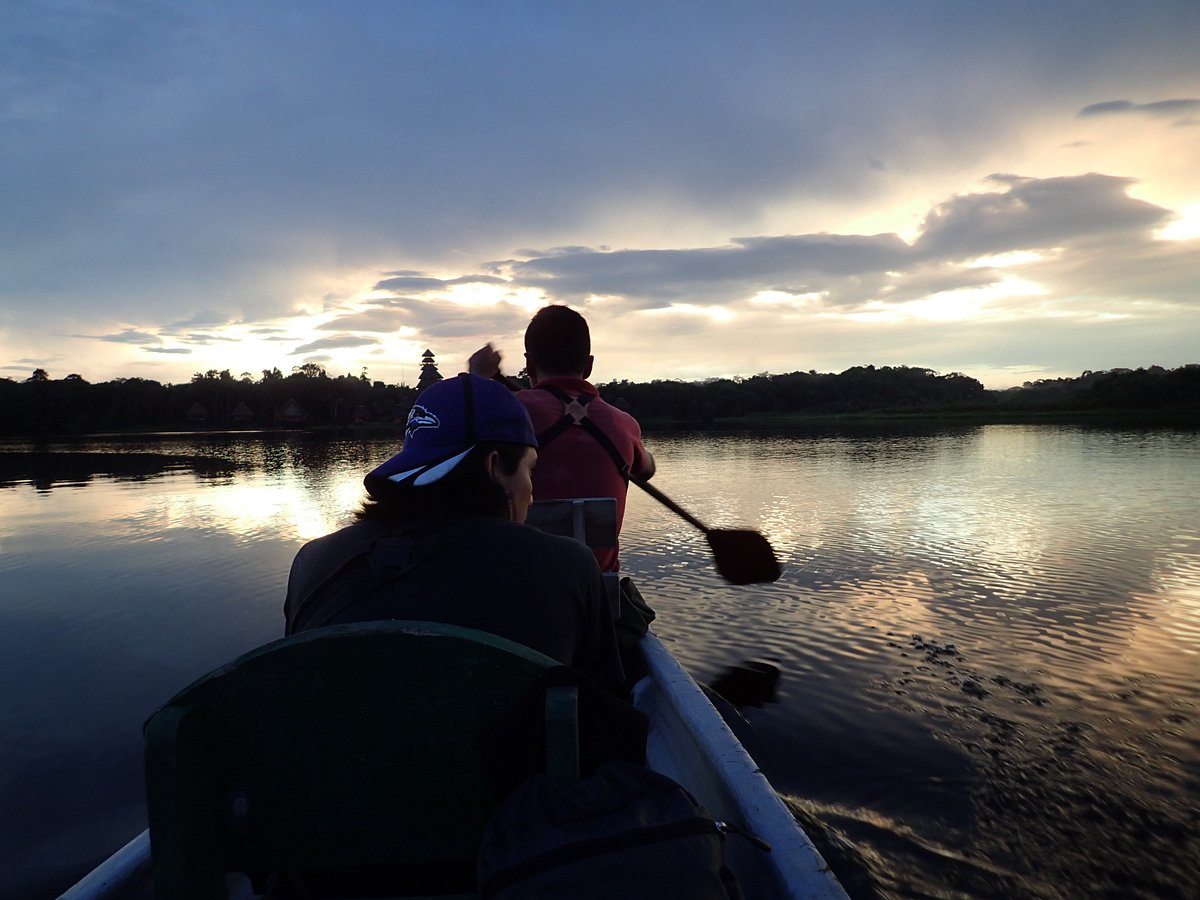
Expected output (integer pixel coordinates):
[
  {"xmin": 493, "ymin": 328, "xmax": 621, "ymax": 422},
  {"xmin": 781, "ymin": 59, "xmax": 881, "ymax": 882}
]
[
  {"xmin": 904, "ymin": 276, "xmax": 1048, "ymax": 322},
  {"xmin": 965, "ymin": 250, "xmax": 1050, "ymax": 269},
  {"xmin": 750, "ymin": 290, "xmax": 828, "ymax": 308},
  {"xmin": 643, "ymin": 303, "xmax": 736, "ymax": 323},
  {"xmin": 1154, "ymin": 203, "xmax": 1200, "ymax": 242},
  {"xmin": 440, "ymin": 281, "xmax": 546, "ymax": 310}
]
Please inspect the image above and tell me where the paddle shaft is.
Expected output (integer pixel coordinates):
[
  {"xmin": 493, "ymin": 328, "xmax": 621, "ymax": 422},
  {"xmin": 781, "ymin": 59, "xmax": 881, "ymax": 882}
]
[{"xmin": 631, "ymin": 474, "xmax": 711, "ymax": 534}]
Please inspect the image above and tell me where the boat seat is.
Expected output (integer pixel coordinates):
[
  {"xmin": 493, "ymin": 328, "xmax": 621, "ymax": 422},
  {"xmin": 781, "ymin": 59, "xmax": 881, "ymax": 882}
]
[
  {"xmin": 524, "ymin": 497, "xmax": 620, "ymax": 614},
  {"xmin": 143, "ymin": 620, "xmax": 580, "ymax": 899}
]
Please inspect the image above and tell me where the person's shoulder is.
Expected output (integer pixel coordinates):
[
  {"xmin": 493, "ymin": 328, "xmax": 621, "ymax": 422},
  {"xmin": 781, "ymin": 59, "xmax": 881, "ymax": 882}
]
[
  {"xmin": 299, "ymin": 517, "xmax": 368, "ymax": 547},
  {"xmin": 516, "ymin": 387, "xmax": 556, "ymax": 414},
  {"xmin": 501, "ymin": 521, "xmax": 601, "ymax": 565}
]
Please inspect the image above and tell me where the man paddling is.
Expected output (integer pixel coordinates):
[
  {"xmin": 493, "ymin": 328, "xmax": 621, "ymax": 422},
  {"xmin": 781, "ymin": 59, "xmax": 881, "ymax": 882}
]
[{"xmin": 470, "ymin": 304, "xmax": 655, "ymax": 572}]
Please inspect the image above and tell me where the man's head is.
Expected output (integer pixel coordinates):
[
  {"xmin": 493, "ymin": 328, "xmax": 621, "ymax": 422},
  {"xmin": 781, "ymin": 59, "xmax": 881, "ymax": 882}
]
[
  {"xmin": 363, "ymin": 373, "xmax": 538, "ymax": 521},
  {"xmin": 524, "ymin": 305, "xmax": 594, "ymax": 381}
]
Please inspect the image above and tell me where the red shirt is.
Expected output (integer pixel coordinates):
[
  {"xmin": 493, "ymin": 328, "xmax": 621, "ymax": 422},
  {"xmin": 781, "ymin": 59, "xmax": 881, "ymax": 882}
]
[{"xmin": 518, "ymin": 376, "xmax": 652, "ymax": 571}]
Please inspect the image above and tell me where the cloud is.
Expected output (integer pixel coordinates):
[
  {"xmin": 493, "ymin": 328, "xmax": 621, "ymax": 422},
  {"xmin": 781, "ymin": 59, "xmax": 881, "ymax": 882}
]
[
  {"xmin": 143, "ymin": 347, "xmax": 192, "ymax": 355},
  {"xmin": 179, "ymin": 333, "xmax": 242, "ymax": 344},
  {"xmin": 913, "ymin": 173, "xmax": 1169, "ymax": 260},
  {"xmin": 97, "ymin": 329, "xmax": 162, "ymax": 345},
  {"xmin": 372, "ymin": 273, "xmax": 508, "ymax": 293},
  {"xmin": 490, "ymin": 233, "xmax": 914, "ymax": 309},
  {"xmin": 292, "ymin": 334, "xmax": 380, "ymax": 354},
  {"xmin": 445, "ymin": 174, "xmax": 1179, "ymax": 318},
  {"xmin": 1079, "ymin": 98, "xmax": 1200, "ymax": 118},
  {"xmin": 317, "ymin": 309, "xmax": 410, "ymax": 333},
  {"xmin": 166, "ymin": 310, "xmax": 238, "ymax": 330}
]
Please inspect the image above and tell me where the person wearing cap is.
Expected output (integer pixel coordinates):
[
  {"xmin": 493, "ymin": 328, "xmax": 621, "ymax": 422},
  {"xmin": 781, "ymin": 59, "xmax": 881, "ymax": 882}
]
[
  {"xmin": 283, "ymin": 373, "xmax": 624, "ymax": 692},
  {"xmin": 469, "ymin": 305, "xmax": 655, "ymax": 573}
]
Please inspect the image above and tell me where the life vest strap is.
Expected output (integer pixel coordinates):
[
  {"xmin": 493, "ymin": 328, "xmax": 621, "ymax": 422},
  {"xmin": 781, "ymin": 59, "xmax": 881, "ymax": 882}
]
[{"xmin": 535, "ymin": 384, "xmax": 630, "ymax": 481}]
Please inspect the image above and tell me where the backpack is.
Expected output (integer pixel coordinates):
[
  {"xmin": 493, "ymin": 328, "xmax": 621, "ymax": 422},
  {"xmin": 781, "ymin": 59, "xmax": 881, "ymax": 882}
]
[{"xmin": 477, "ymin": 761, "xmax": 757, "ymax": 899}]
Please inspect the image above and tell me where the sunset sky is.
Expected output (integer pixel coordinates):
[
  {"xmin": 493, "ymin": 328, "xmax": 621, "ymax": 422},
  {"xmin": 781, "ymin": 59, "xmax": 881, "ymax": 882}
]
[{"xmin": 3, "ymin": 1, "xmax": 1198, "ymax": 390}]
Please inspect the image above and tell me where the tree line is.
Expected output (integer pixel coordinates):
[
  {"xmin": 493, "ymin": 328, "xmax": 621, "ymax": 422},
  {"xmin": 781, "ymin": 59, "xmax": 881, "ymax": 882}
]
[
  {"xmin": 599, "ymin": 364, "xmax": 1200, "ymax": 425},
  {"xmin": 1, "ymin": 362, "xmax": 1196, "ymax": 438}
]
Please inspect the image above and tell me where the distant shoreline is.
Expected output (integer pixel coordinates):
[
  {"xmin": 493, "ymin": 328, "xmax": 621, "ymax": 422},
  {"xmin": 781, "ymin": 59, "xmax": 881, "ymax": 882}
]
[
  {"xmin": 639, "ymin": 407, "xmax": 1200, "ymax": 431},
  {"xmin": 4, "ymin": 408, "xmax": 1195, "ymax": 444}
]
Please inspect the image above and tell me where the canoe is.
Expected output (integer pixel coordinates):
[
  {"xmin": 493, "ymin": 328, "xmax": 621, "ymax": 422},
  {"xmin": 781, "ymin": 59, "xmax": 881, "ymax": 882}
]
[
  {"xmin": 633, "ymin": 632, "xmax": 848, "ymax": 899},
  {"xmin": 62, "ymin": 626, "xmax": 846, "ymax": 900},
  {"xmin": 64, "ymin": 497, "xmax": 846, "ymax": 898}
]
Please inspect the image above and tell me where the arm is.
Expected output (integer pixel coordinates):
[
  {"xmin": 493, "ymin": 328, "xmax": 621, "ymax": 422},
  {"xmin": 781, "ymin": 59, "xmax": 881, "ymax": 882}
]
[
  {"xmin": 468, "ymin": 343, "xmax": 502, "ymax": 379},
  {"xmin": 635, "ymin": 446, "xmax": 656, "ymax": 481},
  {"xmin": 468, "ymin": 343, "xmax": 524, "ymax": 392}
]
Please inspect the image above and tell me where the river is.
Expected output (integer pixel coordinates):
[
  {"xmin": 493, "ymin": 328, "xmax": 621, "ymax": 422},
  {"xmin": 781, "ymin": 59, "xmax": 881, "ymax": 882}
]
[{"xmin": 1, "ymin": 424, "xmax": 1197, "ymax": 899}]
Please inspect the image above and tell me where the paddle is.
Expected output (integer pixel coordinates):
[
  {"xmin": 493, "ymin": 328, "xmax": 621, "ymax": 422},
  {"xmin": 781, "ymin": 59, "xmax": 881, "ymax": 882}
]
[{"xmin": 631, "ymin": 475, "xmax": 782, "ymax": 585}]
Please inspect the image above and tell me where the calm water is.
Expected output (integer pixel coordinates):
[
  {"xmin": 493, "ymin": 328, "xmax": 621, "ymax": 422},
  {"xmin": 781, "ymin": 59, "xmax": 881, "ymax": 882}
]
[{"xmin": 2, "ymin": 425, "xmax": 1198, "ymax": 899}]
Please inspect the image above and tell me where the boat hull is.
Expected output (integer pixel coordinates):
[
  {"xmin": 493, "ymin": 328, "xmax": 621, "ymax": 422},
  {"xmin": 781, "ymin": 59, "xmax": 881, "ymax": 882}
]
[
  {"xmin": 634, "ymin": 633, "xmax": 847, "ymax": 900},
  {"xmin": 63, "ymin": 631, "xmax": 846, "ymax": 899}
]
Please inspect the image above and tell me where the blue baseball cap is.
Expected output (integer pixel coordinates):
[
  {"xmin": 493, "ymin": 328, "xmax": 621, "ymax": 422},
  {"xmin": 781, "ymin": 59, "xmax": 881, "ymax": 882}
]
[{"xmin": 364, "ymin": 373, "xmax": 537, "ymax": 496}]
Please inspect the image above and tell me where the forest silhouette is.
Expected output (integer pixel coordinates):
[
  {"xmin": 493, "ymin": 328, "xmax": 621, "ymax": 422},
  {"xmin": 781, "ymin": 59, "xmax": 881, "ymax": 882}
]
[{"xmin": 2, "ymin": 360, "xmax": 1196, "ymax": 438}]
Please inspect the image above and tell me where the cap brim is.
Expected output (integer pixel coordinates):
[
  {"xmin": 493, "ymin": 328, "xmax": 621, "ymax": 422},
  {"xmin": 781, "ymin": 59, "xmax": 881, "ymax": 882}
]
[{"xmin": 366, "ymin": 445, "xmax": 474, "ymax": 495}]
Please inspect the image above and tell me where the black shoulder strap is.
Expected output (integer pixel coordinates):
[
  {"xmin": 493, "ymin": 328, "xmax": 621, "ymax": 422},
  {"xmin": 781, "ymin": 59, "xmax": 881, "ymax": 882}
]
[{"xmin": 534, "ymin": 385, "xmax": 630, "ymax": 481}]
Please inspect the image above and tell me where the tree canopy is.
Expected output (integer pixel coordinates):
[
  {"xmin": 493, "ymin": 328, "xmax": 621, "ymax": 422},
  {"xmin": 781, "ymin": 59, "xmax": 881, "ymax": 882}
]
[{"xmin": 0, "ymin": 363, "xmax": 1195, "ymax": 437}]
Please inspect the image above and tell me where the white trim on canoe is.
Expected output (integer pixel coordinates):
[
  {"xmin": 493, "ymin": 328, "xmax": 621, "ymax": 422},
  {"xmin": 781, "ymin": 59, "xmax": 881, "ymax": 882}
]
[
  {"xmin": 634, "ymin": 632, "xmax": 849, "ymax": 900},
  {"xmin": 59, "ymin": 828, "xmax": 151, "ymax": 900}
]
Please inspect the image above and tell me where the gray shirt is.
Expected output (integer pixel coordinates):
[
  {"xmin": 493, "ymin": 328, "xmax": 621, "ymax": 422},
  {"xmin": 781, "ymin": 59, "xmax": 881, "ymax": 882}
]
[{"xmin": 284, "ymin": 515, "xmax": 624, "ymax": 692}]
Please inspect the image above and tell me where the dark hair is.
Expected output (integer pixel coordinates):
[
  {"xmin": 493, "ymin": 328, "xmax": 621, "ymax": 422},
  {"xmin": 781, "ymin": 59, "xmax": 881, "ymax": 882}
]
[
  {"xmin": 356, "ymin": 442, "xmax": 527, "ymax": 521},
  {"xmin": 524, "ymin": 305, "xmax": 590, "ymax": 376}
]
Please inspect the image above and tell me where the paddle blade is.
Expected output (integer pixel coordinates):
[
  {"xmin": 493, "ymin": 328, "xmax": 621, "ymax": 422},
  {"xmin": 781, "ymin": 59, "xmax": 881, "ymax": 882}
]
[{"xmin": 705, "ymin": 529, "xmax": 782, "ymax": 585}]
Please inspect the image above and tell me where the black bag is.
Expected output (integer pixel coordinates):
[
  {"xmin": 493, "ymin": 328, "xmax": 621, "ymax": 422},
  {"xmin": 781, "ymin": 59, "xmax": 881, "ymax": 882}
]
[{"xmin": 477, "ymin": 761, "xmax": 746, "ymax": 899}]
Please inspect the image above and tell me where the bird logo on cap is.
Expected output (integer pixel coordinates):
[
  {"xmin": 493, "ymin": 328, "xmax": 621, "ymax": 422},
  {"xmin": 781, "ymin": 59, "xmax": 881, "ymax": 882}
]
[{"xmin": 405, "ymin": 404, "xmax": 440, "ymax": 438}]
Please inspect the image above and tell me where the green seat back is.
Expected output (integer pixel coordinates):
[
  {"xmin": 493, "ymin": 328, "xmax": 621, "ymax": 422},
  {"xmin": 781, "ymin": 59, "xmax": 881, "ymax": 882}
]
[{"xmin": 144, "ymin": 620, "xmax": 577, "ymax": 898}]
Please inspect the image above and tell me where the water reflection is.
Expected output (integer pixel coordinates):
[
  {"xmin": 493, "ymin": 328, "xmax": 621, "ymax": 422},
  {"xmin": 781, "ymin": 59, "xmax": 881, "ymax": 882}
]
[
  {"xmin": 625, "ymin": 425, "xmax": 1200, "ymax": 898},
  {"xmin": 0, "ymin": 450, "xmax": 237, "ymax": 491},
  {"xmin": 2, "ymin": 427, "xmax": 1198, "ymax": 899}
]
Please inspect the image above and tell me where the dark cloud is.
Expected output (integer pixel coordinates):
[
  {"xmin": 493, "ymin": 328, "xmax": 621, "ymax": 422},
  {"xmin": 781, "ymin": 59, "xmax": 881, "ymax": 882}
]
[
  {"xmin": 372, "ymin": 276, "xmax": 454, "ymax": 293},
  {"xmin": 179, "ymin": 333, "xmax": 241, "ymax": 344},
  {"xmin": 404, "ymin": 304, "xmax": 532, "ymax": 341},
  {"xmin": 495, "ymin": 233, "xmax": 913, "ymax": 308},
  {"xmin": 463, "ymin": 173, "xmax": 1175, "ymax": 312},
  {"xmin": 166, "ymin": 310, "xmax": 238, "ymax": 330},
  {"xmin": 317, "ymin": 309, "xmax": 410, "ymax": 332},
  {"xmin": 292, "ymin": 335, "xmax": 380, "ymax": 354},
  {"xmin": 1021, "ymin": 234, "xmax": 1200, "ymax": 306},
  {"xmin": 1079, "ymin": 98, "xmax": 1200, "ymax": 118},
  {"xmin": 3, "ymin": 363, "xmax": 55, "ymax": 375},
  {"xmin": 143, "ymin": 347, "xmax": 192, "ymax": 355},
  {"xmin": 372, "ymin": 273, "xmax": 508, "ymax": 293},
  {"xmin": 914, "ymin": 173, "xmax": 1169, "ymax": 260},
  {"xmin": 873, "ymin": 265, "xmax": 1005, "ymax": 306},
  {"xmin": 97, "ymin": 329, "xmax": 161, "ymax": 345}
]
